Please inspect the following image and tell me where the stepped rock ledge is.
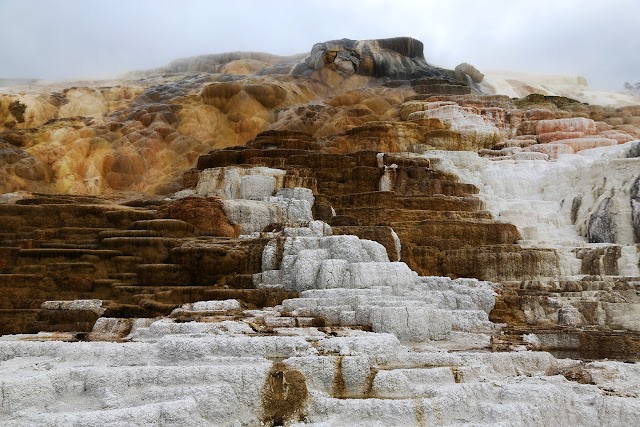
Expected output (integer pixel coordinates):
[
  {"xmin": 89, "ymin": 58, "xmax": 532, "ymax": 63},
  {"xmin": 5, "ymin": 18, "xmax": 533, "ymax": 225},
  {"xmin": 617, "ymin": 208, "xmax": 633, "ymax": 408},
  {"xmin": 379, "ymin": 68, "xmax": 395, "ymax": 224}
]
[{"xmin": 1, "ymin": 37, "xmax": 640, "ymax": 426}]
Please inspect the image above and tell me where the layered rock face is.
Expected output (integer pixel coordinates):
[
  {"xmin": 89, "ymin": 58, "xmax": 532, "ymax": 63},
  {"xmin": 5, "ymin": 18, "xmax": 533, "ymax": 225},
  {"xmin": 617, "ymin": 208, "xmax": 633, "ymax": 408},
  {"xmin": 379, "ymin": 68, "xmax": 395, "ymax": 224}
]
[
  {"xmin": 192, "ymin": 137, "xmax": 521, "ymax": 279},
  {"xmin": 0, "ymin": 192, "xmax": 309, "ymax": 335},
  {"xmin": 435, "ymin": 141, "xmax": 640, "ymax": 355},
  {"xmin": 1, "ymin": 37, "xmax": 640, "ymax": 425}
]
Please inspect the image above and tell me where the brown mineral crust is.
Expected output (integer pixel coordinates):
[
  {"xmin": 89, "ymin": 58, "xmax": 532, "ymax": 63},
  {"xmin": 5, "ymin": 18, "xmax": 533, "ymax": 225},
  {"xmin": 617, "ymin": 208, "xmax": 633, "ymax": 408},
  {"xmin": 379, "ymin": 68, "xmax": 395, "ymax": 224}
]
[
  {"xmin": 264, "ymin": 86, "xmax": 415, "ymax": 140},
  {"xmin": 190, "ymin": 135, "xmax": 523, "ymax": 279},
  {"xmin": 164, "ymin": 196, "xmax": 239, "ymax": 237},
  {"xmin": 261, "ymin": 362, "xmax": 308, "ymax": 426},
  {"xmin": 338, "ymin": 191, "xmax": 482, "ymax": 212},
  {"xmin": 578, "ymin": 331, "xmax": 640, "ymax": 360},
  {"xmin": 246, "ymin": 129, "xmax": 320, "ymax": 150},
  {"xmin": 170, "ymin": 238, "xmax": 266, "ymax": 286},
  {"xmin": 181, "ymin": 168, "xmax": 202, "ymax": 188},
  {"xmin": 537, "ymin": 131, "xmax": 584, "ymax": 144},
  {"xmin": 394, "ymin": 221, "xmax": 520, "ymax": 250},
  {"xmin": 325, "ymin": 121, "xmax": 425, "ymax": 153},
  {"xmin": 439, "ymin": 246, "xmax": 561, "ymax": 281},
  {"xmin": 0, "ymin": 194, "xmax": 284, "ymax": 334}
]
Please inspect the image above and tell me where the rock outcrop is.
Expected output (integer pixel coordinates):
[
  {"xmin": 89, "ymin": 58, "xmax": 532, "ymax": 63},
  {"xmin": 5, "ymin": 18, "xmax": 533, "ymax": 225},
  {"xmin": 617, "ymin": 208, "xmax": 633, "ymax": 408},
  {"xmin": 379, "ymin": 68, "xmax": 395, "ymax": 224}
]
[{"xmin": 299, "ymin": 37, "xmax": 452, "ymax": 80}]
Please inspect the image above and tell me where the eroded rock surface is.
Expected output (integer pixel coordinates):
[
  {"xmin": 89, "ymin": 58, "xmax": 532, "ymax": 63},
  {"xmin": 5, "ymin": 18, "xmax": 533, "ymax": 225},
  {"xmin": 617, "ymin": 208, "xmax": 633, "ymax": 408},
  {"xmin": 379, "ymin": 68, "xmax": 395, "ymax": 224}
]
[{"xmin": 1, "ymin": 36, "xmax": 640, "ymax": 426}]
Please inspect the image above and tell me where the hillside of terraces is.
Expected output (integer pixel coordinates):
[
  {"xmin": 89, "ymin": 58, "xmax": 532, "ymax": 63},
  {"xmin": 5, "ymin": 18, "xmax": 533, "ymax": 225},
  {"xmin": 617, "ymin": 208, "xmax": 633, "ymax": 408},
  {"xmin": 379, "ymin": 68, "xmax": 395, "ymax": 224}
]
[{"xmin": 1, "ymin": 37, "xmax": 640, "ymax": 426}]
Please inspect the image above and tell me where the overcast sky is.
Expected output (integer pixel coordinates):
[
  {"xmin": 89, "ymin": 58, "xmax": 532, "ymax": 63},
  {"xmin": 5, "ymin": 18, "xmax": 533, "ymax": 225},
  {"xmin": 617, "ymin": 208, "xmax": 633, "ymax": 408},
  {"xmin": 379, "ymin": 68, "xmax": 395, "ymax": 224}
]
[{"xmin": 0, "ymin": 0, "xmax": 638, "ymax": 90}]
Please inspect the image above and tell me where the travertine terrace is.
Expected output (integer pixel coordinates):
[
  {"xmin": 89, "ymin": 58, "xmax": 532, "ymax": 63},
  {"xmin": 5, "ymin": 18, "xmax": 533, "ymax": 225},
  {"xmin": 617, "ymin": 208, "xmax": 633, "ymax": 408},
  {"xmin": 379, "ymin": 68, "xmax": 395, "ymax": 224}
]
[{"xmin": 1, "ymin": 37, "xmax": 640, "ymax": 426}]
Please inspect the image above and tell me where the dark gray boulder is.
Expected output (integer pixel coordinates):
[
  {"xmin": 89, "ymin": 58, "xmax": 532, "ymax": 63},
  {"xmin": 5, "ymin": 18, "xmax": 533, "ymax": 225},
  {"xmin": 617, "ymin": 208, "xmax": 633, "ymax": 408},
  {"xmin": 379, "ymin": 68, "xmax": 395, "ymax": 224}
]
[
  {"xmin": 588, "ymin": 197, "xmax": 615, "ymax": 243},
  {"xmin": 297, "ymin": 37, "xmax": 460, "ymax": 81},
  {"xmin": 632, "ymin": 177, "xmax": 640, "ymax": 243}
]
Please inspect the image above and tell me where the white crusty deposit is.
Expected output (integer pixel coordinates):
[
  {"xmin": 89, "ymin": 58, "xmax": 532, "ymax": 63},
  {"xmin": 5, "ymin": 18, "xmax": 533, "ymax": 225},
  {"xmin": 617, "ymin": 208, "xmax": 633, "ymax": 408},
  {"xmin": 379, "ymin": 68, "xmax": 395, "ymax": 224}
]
[
  {"xmin": 2, "ymin": 296, "xmax": 640, "ymax": 426},
  {"xmin": 424, "ymin": 141, "xmax": 640, "ymax": 269},
  {"xmin": 419, "ymin": 141, "xmax": 640, "ymax": 333},
  {"xmin": 254, "ymin": 221, "xmax": 496, "ymax": 341}
]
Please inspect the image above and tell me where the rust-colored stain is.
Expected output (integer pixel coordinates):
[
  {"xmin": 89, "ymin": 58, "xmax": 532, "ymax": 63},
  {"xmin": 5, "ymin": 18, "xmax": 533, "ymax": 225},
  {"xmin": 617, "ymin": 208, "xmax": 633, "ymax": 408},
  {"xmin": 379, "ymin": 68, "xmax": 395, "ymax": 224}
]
[
  {"xmin": 451, "ymin": 366, "xmax": 463, "ymax": 383},
  {"xmin": 364, "ymin": 367, "xmax": 378, "ymax": 398},
  {"xmin": 332, "ymin": 355, "xmax": 347, "ymax": 398},
  {"xmin": 261, "ymin": 362, "xmax": 308, "ymax": 426},
  {"xmin": 414, "ymin": 398, "xmax": 426, "ymax": 427}
]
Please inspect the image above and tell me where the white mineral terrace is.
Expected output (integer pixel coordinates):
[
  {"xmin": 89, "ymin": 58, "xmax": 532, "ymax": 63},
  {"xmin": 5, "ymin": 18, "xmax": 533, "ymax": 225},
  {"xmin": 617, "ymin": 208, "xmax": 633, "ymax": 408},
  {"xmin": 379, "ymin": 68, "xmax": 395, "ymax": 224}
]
[{"xmin": 425, "ymin": 140, "xmax": 640, "ymax": 277}]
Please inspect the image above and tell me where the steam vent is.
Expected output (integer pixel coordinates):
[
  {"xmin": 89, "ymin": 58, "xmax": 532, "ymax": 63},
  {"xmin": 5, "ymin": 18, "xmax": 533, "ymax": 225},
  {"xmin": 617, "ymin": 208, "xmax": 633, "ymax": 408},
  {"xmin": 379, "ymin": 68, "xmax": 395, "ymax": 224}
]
[{"xmin": 2, "ymin": 36, "xmax": 640, "ymax": 426}]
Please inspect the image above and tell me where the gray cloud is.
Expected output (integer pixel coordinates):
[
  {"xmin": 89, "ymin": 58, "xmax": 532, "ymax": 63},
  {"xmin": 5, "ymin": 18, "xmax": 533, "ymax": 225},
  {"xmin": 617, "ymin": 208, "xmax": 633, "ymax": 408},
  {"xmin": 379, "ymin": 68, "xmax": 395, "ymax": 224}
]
[{"xmin": 0, "ymin": 0, "xmax": 638, "ymax": 90}]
